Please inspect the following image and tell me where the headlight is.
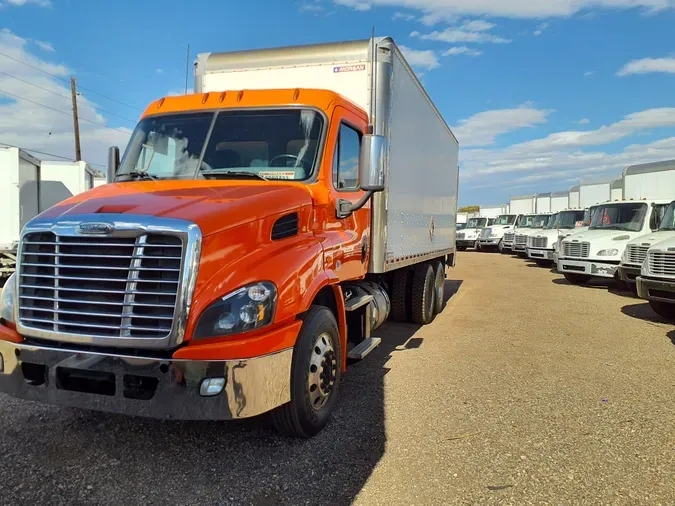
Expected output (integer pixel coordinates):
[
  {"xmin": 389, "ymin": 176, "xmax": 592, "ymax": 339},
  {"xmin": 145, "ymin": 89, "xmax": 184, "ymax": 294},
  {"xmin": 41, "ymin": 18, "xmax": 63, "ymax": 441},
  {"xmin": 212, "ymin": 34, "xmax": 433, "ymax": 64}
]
[
  {"xmin": 0, "ymin": 273, "xmax": 16, "ymax": 324},
  {"xmin": 597, "ymin": 249, "xmax": 619, "ymax": 256},
  {"xmin": 612, "ymin": 235, "xmax": 630, "ymax": 241},
  {"xmin": 193, "ymin": 282, "xmax": 277, "ymax": 339}
]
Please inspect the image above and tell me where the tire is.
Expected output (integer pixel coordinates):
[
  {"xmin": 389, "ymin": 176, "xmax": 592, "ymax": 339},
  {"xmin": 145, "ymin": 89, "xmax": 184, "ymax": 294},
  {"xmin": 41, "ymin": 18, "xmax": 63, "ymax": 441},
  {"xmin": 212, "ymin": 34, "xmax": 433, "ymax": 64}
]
[
  {"xmin": 498, "ymin": 240, "xmax": 504, "ymax": 253},
  {"xmin": 411, "ymin": 263, "xmax": 436, "ymax": 325},
  {"xmin": 457, "ymin": 246, "xmax": 467, "ymax": 252},
  {"xmin": 390, "ymin": 268, "xmax": 413, "ymax": 322},
  {"xmin": 535, "ymin": 259, "xmax": 553, "ymax": 267},
  {"xmin": 271, "ymin": 306, "xmax": 341, "ymax": 438},
  {"xmin": 476, "ymin": 243, "xmax": 482, "ymax": 252},
  {"xmin": 648, "ymin": 300, "xmax": 675, "ymax": 321},
  {"xmin": 564, "ymin": 273, "xmax": 591, "ymax": 284},
  {"xmin": 432, "ymin": 260, "xmax": 445, "ymax": 315}
]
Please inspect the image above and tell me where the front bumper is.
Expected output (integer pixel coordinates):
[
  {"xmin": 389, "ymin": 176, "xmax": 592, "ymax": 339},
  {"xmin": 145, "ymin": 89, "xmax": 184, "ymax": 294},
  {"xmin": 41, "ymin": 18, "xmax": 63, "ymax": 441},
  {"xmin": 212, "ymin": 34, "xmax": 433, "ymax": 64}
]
[
  {"xmin": 527, "ymin": 248, "xmax": 555, "ymax": 261},
  {"xmin": 557, "ymin": 258, "xmax": 619, "ymax": 278},
  {"xmin": 513, "ymin": 244, "xmax": 527, "ymax": 253},
  {"xmin": 478, "ymin": 238, "xmax": 501, "ymax": 247},
  {"xmin": 619, "ymin": 264, "xmax": 641, "ymax": 285},
  {"xmin": 502, "ymin": 241, "xmax": 514, "ymax": 251},
  {"xmin": 636, "ymin": 276, "xmax": 675, "ymax": 303},
  {"xmin": 0, "ymin": 339, "xmax": 292, "ymax": 420},
  {"xmin": 457, "ymin": 240, "xmax": 477, "ymax": 248}
]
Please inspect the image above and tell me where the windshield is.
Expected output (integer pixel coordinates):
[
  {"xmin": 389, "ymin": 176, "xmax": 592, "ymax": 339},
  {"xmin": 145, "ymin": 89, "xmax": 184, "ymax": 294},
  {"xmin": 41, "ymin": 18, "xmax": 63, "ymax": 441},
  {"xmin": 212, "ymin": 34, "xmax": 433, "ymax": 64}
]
[
  {"xmin": 583, "ymin": 206, "xmax": 598, "ymax": 226},
  {"xmin": 466, "ymin": 218, "xmax": 488, "ymax": 228},
  {"xmin": 116, "ymin": 109, "xmax": 324, "ymax": 181},
  {"xmin": 557, "ymin": 210, "xmax": 586, "ymax": 229},
  {"xmin": 456, "ymin": 223, "xmax": 467, "ymax": 230},
  {"xmin": 532, "ymin": 215, "xmax": 550, "ymax": 228},
  {"xmin": 494, "ymin": 214, "xmax": 516, "ymax": 225},
  {"xmin": 518, "ymin": 215, "xmax": 534, "ymax": 228},
  {"xmin": 590, "ymin": 203, "xmax": 648, "ymax": 232},
  {"xmin": 658, "ymin": 203, "xmax": 675, "ymax": 231},
  {"xmin": 544, "ymin": 214, "xmax": 559, "ymax": 229}
]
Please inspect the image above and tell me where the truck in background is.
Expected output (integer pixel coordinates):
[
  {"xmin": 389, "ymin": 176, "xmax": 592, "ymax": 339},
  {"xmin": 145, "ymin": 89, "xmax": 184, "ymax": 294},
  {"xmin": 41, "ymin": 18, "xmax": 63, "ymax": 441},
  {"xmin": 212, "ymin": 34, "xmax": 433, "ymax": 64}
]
[
  {"xmin": 558, "ymin": 199, "xmax": 670, "ymax": 285},
  {"xmin": 569, "ymin": 185, "xmax": 580, "ymax": 209},
  {"xmin": 457, "ymin": 216, "xmax": 489, "ymax": 250},
  {"xmin": 550, "ymin": 191, "xmax": 569, "ymax": 213},
  {"xmin": 552, "ymin": 205, "xmax": 598, "ymax": 266},
  {"xmin": 502, "ymin": 214, "xmax": 534, "ymax": 253},
  {"xmin": 535, "ymin": 193, "xmax": 551, "ymax": 213},
  {"xmin": 527, "ymin": 209, "xmax": 585, "ymax": 266},
  {"xmin": 579, "ymin": 178, "xmax": 612, "ymax": 208},
  {"xmin": 0, "ymin": 148, "xmax": 99, "ymax": 281},
  {"xmin": 513, "ymin": 213, "xmax": 552, "ymax": 257},
  {"xmin": 479, "ymin": 205, "xmax": 503, "ymax": 219},
  {"xmin": 0, "ymin": 37, "xmax": 459, "ymax": 438},
  {"xmin": 478, "ymin": 213, "xmax": 521, "ymax": 252},
  {"xmin": 610, "ymin": 178, "xmax": 623, "ymax": 201}
]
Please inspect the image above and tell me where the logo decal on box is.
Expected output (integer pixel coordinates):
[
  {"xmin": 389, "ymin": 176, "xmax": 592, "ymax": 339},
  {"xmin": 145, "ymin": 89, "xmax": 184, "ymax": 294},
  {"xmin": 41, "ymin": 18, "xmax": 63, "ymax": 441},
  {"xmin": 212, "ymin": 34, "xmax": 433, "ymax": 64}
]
[{"xmin": 333, "ymin": 64, "xmax": 366, "ymax": 73}]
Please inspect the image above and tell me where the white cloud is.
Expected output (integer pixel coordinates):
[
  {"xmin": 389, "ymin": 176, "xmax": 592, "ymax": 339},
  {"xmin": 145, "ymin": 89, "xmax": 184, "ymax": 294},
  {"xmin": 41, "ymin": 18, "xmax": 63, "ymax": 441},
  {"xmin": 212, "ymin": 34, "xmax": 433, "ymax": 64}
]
[
  {"xmin": 298, "ymin": 0, "xmax": 324, "ymax": 12},
  {"xmin": 156, "ymin": 68, "xmax": 164, "ymax": 74},
  {"xmin": 32, "ymin": 40, "xmax": 54, "ymax": 52},
  {"xmin": 533, "ymin": 22, "xmax": 550, "ymax": 36},
  {"xmin": 414, "ymin": 19, "xmax": 511, "ymax": 44},
  {"xmin": 399, "ymin": 45, "xmax": 441, "ymax": 70},
  {"xmin": 578, "ymin": 118, "xmax": 590, "ymax": 125},
  {"xmin": 392, "ymin": 11, "xmax": 414, "ymax": 20},
  {"xmin": 452, "ymin": 103, "xmax": 553, "ymax": 147},
  {"xmin": 442, "ymin": 46, "xmax": 482, "ymax": 56},
  {"xmin": 617, "ymin": 57, "xmax": 675, "ymax": 76},
  {"xmin": 0, "ymin": 29, "xmax": 131, "ymax": 167},
  {"xmin": 584, "ymin": 70, "xmax": 595, "ymax": 77},
  {"xmin": 333, "ymin": 0, "xmax": 674, "ymax": 18},
  {"xmin": 5, "ymin": 0, "xmax": 51, "ymax": 6}
]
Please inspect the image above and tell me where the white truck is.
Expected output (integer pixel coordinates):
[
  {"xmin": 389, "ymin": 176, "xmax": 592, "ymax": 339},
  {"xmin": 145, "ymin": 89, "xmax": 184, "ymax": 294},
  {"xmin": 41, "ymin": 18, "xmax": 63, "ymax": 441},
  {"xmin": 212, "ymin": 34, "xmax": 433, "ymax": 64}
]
[
  {"xmin": 550, "ymin": 191, "xmax": 569, "ymax": 213},
  {"xmin": 552, "ymin": 206, "xmax": 598, "ymax": 266},
  {"xmin": 610, "ymin": 178, "xmax": 623, "ymax": 201},
  {"xmin": 0, "ymin": 148, "xmax": 99, "ymax": 281},
  {"xmin": 558, "ymin": 199, "xmax": 670, "ymax": 285},
  {"xmin": 510, "ymin": 194, "xmax": 535, "ymax": 215},
  {"xmin": 479, "ymin": 205, "xmax": 503, "ymax": 219},
  {"xmin": 478, "ymin": 213, "xmax": 521, "ymax": 252},
  {"xmin": 580, "ymin": 178, "xmax": 612, "ymax": 208},
  {"xmin": 457, "ymin": 216, "xmax": 489, "ymax": 250},
  {"xmin": 535, "ymin": 193, "xmax": 551, "ymax": 213},
  {"xmin": 513, "ymin": 213, "xmax": 552, "ymax": 257},
  {"xmin": 569, "ymin": 185, "xmax": 580, "ymax": 208},
  {"xmin": 635, "ymin": 201, "xmax": 675, "ymax": 320},
  {"xmin": 502, "ymin": 214, "xmax": 534, "ymax": 253},
  {"xmin": 527, "ymin": 209, "xmax": 585, "ymax": 266}
]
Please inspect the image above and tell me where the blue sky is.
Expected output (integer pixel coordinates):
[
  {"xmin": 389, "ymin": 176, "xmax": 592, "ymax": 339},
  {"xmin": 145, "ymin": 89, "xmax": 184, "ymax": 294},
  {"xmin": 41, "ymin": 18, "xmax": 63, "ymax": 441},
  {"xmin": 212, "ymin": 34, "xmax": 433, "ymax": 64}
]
[{"xmin": 1, "ymin": 0, "xmax": 674, "ymax": 206}]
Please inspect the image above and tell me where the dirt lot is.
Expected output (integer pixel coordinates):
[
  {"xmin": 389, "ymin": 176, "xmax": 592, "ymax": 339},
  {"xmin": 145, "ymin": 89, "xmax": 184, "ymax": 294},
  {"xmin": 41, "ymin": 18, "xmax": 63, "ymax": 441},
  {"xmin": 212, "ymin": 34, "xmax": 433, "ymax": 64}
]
[{"xmin": 0, "ymin": 251, "xmax": 673, "ymax": 505}]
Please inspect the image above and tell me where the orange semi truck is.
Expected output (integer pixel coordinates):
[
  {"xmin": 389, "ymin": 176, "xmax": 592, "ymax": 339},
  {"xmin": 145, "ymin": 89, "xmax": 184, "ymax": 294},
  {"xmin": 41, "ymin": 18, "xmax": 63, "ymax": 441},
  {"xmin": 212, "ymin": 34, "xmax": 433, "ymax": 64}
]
[{"xmin": 0, "ymin": 38, "xmax": 459, "ymax": 437}]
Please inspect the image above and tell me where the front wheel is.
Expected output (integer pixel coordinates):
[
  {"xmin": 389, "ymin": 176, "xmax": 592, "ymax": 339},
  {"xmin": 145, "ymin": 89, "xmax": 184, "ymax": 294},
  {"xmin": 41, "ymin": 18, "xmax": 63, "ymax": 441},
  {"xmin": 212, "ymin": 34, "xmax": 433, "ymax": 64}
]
[
  {"xmin": 271, "ymin": 306, "xmax": 341, "ymax": 438},
  {"xmin": 457, "ymin": 245, "xmax": 467, "ymax": 251},
  {"xmin": 498, "ymin": 240, "xmax": 504, "ymax": 253},
  {"xmin": 564, "ymin": 273, "xmax": 591, "ymax": 284},
  {"xmin": 648, "ymin": 300, "xmax": 675, "ymax": 321}
]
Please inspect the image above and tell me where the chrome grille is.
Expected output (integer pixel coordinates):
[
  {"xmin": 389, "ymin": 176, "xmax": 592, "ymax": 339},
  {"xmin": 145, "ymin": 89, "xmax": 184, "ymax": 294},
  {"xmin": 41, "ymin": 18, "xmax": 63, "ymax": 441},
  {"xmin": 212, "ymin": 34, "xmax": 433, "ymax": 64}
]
[
  {"xmin": 515, "ymin": 234, "xmax": 528, "ymax": 245},
  {"xmin": 503, "ymin": 233, "xmax": 515, "ymax": 243},
  {"xmin": 457, "ymin": 233, "xmax": 465, "ymax": 240},
  {"xmin": 562, "ymin": 241, "xmax": 590, "ymax": 258},
  {"xmin": 529, "ymin": 237, "xmax": 548, "ymax": 248},
  {"xmin": 18, "ymin": 232, "xmax": 183, "ymax": 340},
  {"xmin": 648, "ymin": 251, "xmax": 675, "ymax": 276},
  {"xmin": 626, "ymin": 244, "xmax": 649, "ymax": 265}
]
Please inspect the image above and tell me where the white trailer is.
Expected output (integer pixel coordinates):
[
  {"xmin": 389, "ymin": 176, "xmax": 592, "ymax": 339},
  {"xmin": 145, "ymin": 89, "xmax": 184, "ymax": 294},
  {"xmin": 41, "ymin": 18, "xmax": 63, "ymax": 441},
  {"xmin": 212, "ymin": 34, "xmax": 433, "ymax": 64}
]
[
  {"xmin": 503, "ymin": 204, "xmax": 510, "ymax": 214},
  {"xmin": 569, "ymin": 185, "xmax": 580, "ymax": 208},
  {"xmin": 551, "ymin": 191, "xmax": 569, "ymax": 212},
  {"xmin": 579, "ymin": 178, "xmax": 612, "ymax": 208},
  {"xmin": 610, "ymin": 177, "xmax": 623, "ymax": 201},
  {"xmin": 479, "ymin": 205, "xmax": 502, "ymax": 219},
  {"xmin": 535, "ymin": 193, "xmax": 551, "ymax": 213},
  {"xmin": 623, "ymin": 159, "xmax": 675, "ymax": 200},
  {"xmin": 39, "ymin": 161, "xmax": 98, "ymax": 212},
  {"xmin": 510, "ymin": 194, "xmax": 535, "ymax": 215}
]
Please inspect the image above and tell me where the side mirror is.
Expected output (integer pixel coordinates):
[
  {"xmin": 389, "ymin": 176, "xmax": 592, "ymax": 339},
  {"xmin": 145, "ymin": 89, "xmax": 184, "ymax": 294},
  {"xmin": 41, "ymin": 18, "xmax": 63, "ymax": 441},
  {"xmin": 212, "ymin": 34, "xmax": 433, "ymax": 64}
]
[
  {"xmin": 107, "ymin": 146, "xmax": 120, "ymax": 183},
  {"xmin": 359, "ymin": 134, "xmax": 386, "ymax": 192}
]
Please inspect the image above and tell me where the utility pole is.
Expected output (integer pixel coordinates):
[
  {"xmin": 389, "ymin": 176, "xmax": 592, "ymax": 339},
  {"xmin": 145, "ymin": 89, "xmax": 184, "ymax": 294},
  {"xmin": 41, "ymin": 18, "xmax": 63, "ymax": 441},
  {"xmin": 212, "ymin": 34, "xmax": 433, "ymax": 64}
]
[
  {"xmin": 70, "ymin": 76, "xmax": 81, "ymax": 161},
  {"xmin": 184, "ymin": 43, "xmax": 190, "ymax": 95}
]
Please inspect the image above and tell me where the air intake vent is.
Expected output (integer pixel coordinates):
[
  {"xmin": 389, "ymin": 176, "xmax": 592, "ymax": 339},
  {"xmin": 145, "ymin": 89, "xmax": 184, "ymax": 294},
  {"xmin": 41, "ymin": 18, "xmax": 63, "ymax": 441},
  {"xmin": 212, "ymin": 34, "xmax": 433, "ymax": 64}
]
[{"xmin": 272, "ymin": 213, "xmax": 299, "ymax": 240}]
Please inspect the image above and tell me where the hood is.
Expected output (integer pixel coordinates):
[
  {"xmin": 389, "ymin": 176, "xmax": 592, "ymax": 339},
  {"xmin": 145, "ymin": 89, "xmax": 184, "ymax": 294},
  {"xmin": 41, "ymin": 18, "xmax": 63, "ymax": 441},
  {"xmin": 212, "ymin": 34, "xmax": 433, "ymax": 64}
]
[
  {"xmin": 648, "ymin": 235, "xmax": 675, "ymax": 252},
  {"xmin": 626, "ymin": 230, "xmax": 675, "ymax": 247},
  {"xmin": 39, "ymin": 180, "xmax": 313, "ymax": 237},
  {"xmin": 531, "ymin": 229, "xmax": 562, "ymax": 239},
  {"xmin": 562, "ymin": 228, "xmax": 639, "ymax": 244}
]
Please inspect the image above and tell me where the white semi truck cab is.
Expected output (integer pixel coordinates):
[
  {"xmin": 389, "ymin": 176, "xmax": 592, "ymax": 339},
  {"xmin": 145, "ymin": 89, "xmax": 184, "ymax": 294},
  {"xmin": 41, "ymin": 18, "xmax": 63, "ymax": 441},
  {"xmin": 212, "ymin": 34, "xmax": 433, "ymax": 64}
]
[
  {"xmin": 514, "ymin": 213, "xmax": 552, "ymax": 256},
  {"xmin": 457, "ymin": 217, "xmax": 489, "ymax": 251},
  {"xmin": 478, "ymin": 214, "xmax": 519, "ymax": 252},
  {"xmin": 502, "ymin": 214, "xmax": 533, "ymax": 253},
  {"xmin": 558, "ymin": 200, "xmax": 670, "ymax": 285},
  {"xmin": 636, "ymin": 215, "xmax": 675, "ymax": 321},
  {"xmin": 527, "ymin": 210, "xmax": 586, "ymax": 265},
  {"xmin": 622, "ymin": 199, "xmax": 675, "ymax": 290}
]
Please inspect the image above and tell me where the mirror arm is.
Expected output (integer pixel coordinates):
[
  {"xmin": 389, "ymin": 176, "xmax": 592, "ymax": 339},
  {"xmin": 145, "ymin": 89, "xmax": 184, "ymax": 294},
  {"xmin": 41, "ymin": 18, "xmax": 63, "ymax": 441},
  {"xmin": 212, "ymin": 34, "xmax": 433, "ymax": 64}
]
[{"xmin": 336, "ymin": 190, "xmax": 374, "ymax": 219}]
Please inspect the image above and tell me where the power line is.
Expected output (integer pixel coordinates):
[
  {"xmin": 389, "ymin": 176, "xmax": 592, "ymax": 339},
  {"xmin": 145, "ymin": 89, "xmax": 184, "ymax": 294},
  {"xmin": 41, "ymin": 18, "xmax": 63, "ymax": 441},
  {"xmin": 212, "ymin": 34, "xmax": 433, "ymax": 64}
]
[
  {"xmin": 0, "ymin": 70, "xmax": 138, "ymax": 123},
  {"xmin": 0, "ymin": 87, "xmax": 131, "ymax": 136},
  {"xmin": 0, "ymin": 50, "xmax": 144, "ymax": 112},
  {"xmin": 0, "ymin": 141, "xmax": 106, "ymax": 168}
]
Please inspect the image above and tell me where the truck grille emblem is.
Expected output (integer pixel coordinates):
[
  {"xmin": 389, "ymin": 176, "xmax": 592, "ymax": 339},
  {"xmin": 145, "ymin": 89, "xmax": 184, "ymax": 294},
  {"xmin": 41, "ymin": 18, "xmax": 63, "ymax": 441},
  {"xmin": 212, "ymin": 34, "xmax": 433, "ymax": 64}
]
[{"xmin": 77, "ymin": 222, "xmax": 115, "ymax": 235}]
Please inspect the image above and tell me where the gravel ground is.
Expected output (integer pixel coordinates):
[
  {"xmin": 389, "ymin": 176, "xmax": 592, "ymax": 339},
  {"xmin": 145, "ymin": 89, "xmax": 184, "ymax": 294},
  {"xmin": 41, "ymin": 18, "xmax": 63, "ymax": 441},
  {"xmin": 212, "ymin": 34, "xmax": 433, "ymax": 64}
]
[{"xmin": 0, "ymin": 251, "xmax": 673, "ymax": 505}]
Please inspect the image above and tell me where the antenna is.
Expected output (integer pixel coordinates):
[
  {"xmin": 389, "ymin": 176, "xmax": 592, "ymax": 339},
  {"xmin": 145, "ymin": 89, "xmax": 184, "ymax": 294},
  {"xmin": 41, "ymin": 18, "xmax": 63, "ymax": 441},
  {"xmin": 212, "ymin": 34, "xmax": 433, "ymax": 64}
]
[
  {"xmin": 184, "ymin": 43, "xmax": 190, "ymax": 95},
  {"xmin": 369, "ymin": 26, "xmax": 377, "ymax": 134}
]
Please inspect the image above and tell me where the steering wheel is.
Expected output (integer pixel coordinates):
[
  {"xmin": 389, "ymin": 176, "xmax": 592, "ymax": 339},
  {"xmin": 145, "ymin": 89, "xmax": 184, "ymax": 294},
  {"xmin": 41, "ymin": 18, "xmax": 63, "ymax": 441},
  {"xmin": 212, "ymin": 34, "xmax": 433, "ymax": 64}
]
[{"xmin": 269, "ymin": 154, "xmax": 301, "ymax": 167}]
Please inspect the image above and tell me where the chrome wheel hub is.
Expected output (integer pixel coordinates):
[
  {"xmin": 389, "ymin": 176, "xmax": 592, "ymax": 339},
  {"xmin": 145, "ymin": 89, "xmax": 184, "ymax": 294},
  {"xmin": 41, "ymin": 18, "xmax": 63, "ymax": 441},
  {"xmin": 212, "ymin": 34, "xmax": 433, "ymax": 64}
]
[{"xmin": 307, "ymin": 332, "xmax": 337, "ymax": 410}]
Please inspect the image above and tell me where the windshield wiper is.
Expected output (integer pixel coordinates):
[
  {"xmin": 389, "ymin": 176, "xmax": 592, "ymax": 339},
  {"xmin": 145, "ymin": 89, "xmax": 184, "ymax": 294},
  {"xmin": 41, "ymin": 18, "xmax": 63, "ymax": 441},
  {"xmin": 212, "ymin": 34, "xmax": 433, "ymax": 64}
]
[
  {"xmin": 116, "ymin": 170, "xmax": 159, "ymax": 182},
  {"xmin": 201, "ymin": 170, "xmax": 268, "ymax": 181}
]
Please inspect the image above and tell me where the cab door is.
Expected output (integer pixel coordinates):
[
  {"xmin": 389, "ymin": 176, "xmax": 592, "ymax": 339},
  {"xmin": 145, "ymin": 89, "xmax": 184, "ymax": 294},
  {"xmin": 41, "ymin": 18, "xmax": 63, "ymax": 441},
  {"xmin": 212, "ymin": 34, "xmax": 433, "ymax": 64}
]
[{"xmin": 320, "ymin": 106, "xmax": 371, "ymax": 282}]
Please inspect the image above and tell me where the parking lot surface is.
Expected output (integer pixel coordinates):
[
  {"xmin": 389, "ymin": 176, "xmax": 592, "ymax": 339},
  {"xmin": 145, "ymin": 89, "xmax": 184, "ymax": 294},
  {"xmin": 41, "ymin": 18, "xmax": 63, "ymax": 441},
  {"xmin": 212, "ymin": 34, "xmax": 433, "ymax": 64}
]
[{"xmin": 0, "ymin": 251, "xmax": 673, "ymax": 505}]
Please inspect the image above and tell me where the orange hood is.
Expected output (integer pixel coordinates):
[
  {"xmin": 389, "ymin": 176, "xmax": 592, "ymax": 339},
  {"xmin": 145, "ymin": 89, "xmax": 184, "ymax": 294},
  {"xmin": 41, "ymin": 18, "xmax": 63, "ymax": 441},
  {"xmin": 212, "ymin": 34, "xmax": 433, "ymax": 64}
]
[{"xmin": 39, "ymin": 180, "xmax": 313, "ymax": 237}]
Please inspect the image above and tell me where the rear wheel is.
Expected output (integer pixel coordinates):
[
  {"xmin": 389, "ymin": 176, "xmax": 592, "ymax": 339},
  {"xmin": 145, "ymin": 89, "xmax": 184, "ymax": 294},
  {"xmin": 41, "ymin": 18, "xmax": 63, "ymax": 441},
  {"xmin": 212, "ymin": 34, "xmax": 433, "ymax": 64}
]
[
  {"xmin": 457, "ymin": 246, "xmax": 467, "ymax": 251},
  {"xmin": 411, "ymin": 263, "xmax": 436, "ymax": 325},
  {"xmin": 433, "ymin": 261, "xmax": 445, "ymax": 315},
  {"xmin": 271, "ymin": 306, "xmax": 341, "ymax": 438},
  {"xmin": 648, "ymin": 300, "xmax": 675, "ymax": 321},
  {"xmin": 564, "ymin": 273, "xmax": 591, "ymax": 284},
  {"xmin": 390, "ymin": 268, "xmax": 413, "ymax": 322}
]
